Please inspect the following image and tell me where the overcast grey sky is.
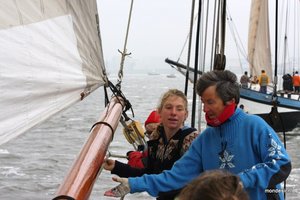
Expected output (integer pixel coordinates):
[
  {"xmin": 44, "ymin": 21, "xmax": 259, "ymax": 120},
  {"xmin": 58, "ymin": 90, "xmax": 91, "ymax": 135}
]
[
  {"xmin": 97, "ymin": 0, "xmax": 299, "ymax": 74},
  {"xmin": 96, "ymin": 0, "xmax": 251, "ymax": 74}
]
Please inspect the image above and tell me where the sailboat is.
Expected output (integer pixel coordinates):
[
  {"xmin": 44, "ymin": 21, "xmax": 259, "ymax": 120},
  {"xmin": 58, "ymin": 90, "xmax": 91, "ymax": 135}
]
[
  {"xmin": 238, "ymin": 0, "xmax": 300, "ymax": 132},
  {"xmin": 0, "ymin": 0, "xmax": 133, "ymax": 199},
  {"xmin": 239, "ymin": 0, "xmax": 300, "ymax": 111},
  {"xmin": 166, "ymin": 0, "xmax": 300, "ymax": 132},
  {"xmin": 0, "ymin": 0, "xmax": 298, "ymax": 199}
]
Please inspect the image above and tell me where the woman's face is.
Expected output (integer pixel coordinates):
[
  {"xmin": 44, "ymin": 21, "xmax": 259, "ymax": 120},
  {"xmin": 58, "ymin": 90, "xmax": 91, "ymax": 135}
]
[{"xmin": 159, "ymin": 95, "xmax": 188, "ymax": 130}]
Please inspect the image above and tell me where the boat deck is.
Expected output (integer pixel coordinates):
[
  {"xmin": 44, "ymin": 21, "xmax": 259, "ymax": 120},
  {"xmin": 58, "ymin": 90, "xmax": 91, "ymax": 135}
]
[{"xmin": 277, "ymin": 90, "xmax": 300, "ymax": 100}]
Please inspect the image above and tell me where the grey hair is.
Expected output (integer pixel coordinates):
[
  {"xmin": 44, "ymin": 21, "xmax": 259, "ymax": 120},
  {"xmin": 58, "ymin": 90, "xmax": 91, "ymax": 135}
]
[{"xmin": 196, "ymin": 70, "xmax": 240, "ymax": 104}]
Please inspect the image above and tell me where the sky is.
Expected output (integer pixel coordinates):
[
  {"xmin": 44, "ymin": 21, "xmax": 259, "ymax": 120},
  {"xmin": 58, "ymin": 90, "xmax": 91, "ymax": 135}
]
[{"xmin": 96, "ymin": 0, "xmax": 299, "ymax": 75}]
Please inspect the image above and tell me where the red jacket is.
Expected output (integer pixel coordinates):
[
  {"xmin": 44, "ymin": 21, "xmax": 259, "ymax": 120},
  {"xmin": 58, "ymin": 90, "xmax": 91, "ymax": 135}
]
[
  {"xmin": 293, "ymin": 74, "xmax": 300, "ymax": 86},
  {"xmin": 127, "ymin": 150, "xmax": 148, "ymax": 168}
]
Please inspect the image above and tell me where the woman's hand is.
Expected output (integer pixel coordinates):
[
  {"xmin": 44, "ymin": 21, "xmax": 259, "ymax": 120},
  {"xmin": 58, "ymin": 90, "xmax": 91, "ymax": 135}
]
[
  {"xmin": 103, "ymin": 159, "xmax": 115, "ymax": 171},
  {"xmin": 104, "ymin": 177, "xmax": 130, "ymax": 197}
]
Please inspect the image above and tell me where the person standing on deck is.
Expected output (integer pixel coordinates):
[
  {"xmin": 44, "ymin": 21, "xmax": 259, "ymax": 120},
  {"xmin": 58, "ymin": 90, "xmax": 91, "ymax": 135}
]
[
  {"xmin": 292, "ymin": 71, "xmax": 300, "ymax": 93},
  {"xmin": 282, "ymin": 73, "xmax": 293, "ymax": 93},
  {"xmin": 240, "ymin": 71, "xmax": 250, "ymax": 88},
  {"xmin": 104, "ymin": 70, "xmax": 291, "ymax": 200},
  {"xmin": 258, "ymin": 69, "xmax": 269, "ymax": 94},
  {"xmin": 103, "ymin": 89, "xmax": 198, "ymax": 200}
]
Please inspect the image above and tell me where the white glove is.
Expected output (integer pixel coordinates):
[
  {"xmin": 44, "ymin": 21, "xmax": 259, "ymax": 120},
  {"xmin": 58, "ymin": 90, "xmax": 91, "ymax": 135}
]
[{"xmin": 104, "ymin": 177, "xmax": 130, "ymax": 197}]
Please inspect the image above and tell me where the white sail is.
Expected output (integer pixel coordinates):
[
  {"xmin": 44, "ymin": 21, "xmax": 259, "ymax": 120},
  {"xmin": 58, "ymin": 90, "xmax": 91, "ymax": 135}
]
[
  {"xmin": 247, "ymin": 0, "xmax": 272, "ymax": 80},
  {"xmin": 0, "ymin": 0, "xmax": 106, "ymax": 145}
]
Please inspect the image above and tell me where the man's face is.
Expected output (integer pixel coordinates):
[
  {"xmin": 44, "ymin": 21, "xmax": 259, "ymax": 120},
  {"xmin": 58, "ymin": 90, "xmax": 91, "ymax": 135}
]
[{"xmin": 200, "ymin": 85, "xmax": 225, "ymax": 119}]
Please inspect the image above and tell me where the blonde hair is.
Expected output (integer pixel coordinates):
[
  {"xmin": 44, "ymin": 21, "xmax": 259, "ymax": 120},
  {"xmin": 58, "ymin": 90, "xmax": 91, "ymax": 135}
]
[{"xmin": 157, "ymin": 89, "xmax": 188, "ymax": 112}]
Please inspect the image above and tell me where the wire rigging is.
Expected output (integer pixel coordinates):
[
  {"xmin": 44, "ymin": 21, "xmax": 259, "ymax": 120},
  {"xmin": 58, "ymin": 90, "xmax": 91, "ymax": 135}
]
[{"xmin": 226, "ymin": 8, "xmax": 248, "ymax": 72}]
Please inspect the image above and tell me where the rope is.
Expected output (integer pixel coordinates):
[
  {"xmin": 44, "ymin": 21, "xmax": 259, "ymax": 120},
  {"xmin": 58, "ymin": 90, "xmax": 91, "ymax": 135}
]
[
  {"xmin": 107, "ymin": 80, "xmax": 133, "ymax": 115},
  {"xmin": 52, "ymin": 195, "xmax": 75, "ymax": 200},
  {"xmin": 117, "ymin": 0, "xmax": 134, "ymax": 88},
  {"xmin": 105, "ymin": 80, "xmax": 146, "ymax": 150},
  {"xmin": 226, "ymin": 8, "xmax": 248, "ymax": 72},
  {"xmin": 90, "ymin": 121, "xmax": 115, "ymax": 140}
]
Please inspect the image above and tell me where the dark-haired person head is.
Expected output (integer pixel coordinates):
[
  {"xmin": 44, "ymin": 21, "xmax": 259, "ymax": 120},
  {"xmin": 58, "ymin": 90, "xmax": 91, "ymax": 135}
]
[{"xmin": 178, "ymin": 170, "xmax": 249, "ymax": 200}]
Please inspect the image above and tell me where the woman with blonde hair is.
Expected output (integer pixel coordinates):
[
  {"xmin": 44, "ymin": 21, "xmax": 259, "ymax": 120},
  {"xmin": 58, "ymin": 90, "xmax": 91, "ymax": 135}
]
[{"xmin": 104, "ymin": 89, "xmax": 198, "ymax": 200}]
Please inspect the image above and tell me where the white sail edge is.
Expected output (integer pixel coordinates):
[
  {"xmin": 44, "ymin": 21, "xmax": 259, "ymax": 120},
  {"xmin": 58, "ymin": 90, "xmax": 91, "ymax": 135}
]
[{"xmin": 0, "ymin": 0, "xmax": 106, "ymax": 146}]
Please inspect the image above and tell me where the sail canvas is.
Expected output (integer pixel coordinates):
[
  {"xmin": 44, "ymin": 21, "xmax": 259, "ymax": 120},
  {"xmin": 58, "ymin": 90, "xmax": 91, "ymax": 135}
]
[
  {"xmin": 247, "ymin": 0, "xmax": 272, "ymax": 80},
  {"xmin": 0, "ymin": 0, "xmax": 106, "ymax": 145}
]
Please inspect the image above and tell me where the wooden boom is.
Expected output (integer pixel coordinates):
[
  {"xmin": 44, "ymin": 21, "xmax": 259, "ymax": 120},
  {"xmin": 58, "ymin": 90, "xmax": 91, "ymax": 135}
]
[{"xmin": 53, "ymin": 96, "xmax": 124, "ymax": 200}]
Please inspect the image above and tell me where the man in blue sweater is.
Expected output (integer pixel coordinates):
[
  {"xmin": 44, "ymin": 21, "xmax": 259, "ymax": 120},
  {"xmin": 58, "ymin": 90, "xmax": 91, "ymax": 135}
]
[{"xmin": 104, "ymin": 70, "xmax": 292, "ymax": 200}]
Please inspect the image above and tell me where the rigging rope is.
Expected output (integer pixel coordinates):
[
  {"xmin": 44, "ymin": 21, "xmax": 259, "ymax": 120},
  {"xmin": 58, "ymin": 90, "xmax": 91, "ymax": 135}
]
[
  {"xmin": 101, "ymin": 81, "xmax": 146, "ymax": 150},
  {"xmin": 106, "ymin": 0, "xmax": 146, "ymax": 152},
  {"xmin": 226, "ymin": 8, "xmax": 248, "ymax": 72},
  {"xmin": 107, "ymin": 80, "xmax": 133, "ymax": 115},
  {"xmin": 117, "ymin": 0, "xmax": 134, "ymax": 88}
]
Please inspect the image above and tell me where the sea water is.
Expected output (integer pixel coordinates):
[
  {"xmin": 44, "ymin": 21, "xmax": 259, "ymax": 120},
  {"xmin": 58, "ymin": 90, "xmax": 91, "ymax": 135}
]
[{"xmin": 0, "ymin": 74, "xmax": 299, "ymax": 199}]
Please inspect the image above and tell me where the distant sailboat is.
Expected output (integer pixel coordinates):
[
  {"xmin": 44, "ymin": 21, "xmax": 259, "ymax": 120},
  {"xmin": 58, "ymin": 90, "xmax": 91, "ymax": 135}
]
[
  {"xmin": 166, "ymin": 74, "xmax": 176, "ymax": 78},
  {"xmin": 239, "ymin": 0, "xmax": 300, "ymax": 111},
  {"xmin": 148, "ymin": 72, "xmax": 160, "ymax": 75}
]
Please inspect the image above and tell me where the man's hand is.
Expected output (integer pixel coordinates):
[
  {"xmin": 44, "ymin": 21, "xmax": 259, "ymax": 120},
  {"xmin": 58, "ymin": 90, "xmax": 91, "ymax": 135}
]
[{"xmin": 104, "ymin": 177, "xmax": 130, "ymax": 197}]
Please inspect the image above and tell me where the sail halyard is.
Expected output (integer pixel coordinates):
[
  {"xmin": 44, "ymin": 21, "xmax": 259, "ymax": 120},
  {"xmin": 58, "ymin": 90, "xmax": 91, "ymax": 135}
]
[
  {"xmin": 247, "ymin": 0, "xmax": 272, "ymax": 81},
  {"xmin": 0, "ymin": 0, "xmax": 107, "ymax": 145}
]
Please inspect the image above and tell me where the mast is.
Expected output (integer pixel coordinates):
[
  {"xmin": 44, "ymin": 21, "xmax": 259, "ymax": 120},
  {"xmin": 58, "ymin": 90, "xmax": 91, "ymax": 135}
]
[
  {"xmin": 282, "ymin": 5, "xmax": 288, "ymax": 76},
  {"xmin": 184, "ymin": 0, "xmax": 196, "ymax": 96},
  {"xmin": 274, "ymin": 0, "xmax": 278, "ymax": 94},
  {"xmin": 190, "ymin": 0, "xmax": 202, "ymax": 128}
]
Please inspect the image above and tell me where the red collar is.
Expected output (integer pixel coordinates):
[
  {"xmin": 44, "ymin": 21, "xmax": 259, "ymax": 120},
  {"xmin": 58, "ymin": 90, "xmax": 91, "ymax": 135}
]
[{"xmin": 205, "ymin": 103, "xmax": 236, "ymax": 127}]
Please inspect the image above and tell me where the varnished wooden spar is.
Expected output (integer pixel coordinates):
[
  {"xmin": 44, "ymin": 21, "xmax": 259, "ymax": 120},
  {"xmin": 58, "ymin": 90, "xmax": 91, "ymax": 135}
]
[{"xmin": 53, "ymin": 96, "xmax": 125, "ymax": 200}]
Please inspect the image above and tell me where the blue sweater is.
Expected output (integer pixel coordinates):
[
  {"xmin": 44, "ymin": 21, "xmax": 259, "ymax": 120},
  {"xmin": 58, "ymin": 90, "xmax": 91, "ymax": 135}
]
[{"xmin": 128, "ymin": 108, "xmax": 291, "ymax": 200}]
